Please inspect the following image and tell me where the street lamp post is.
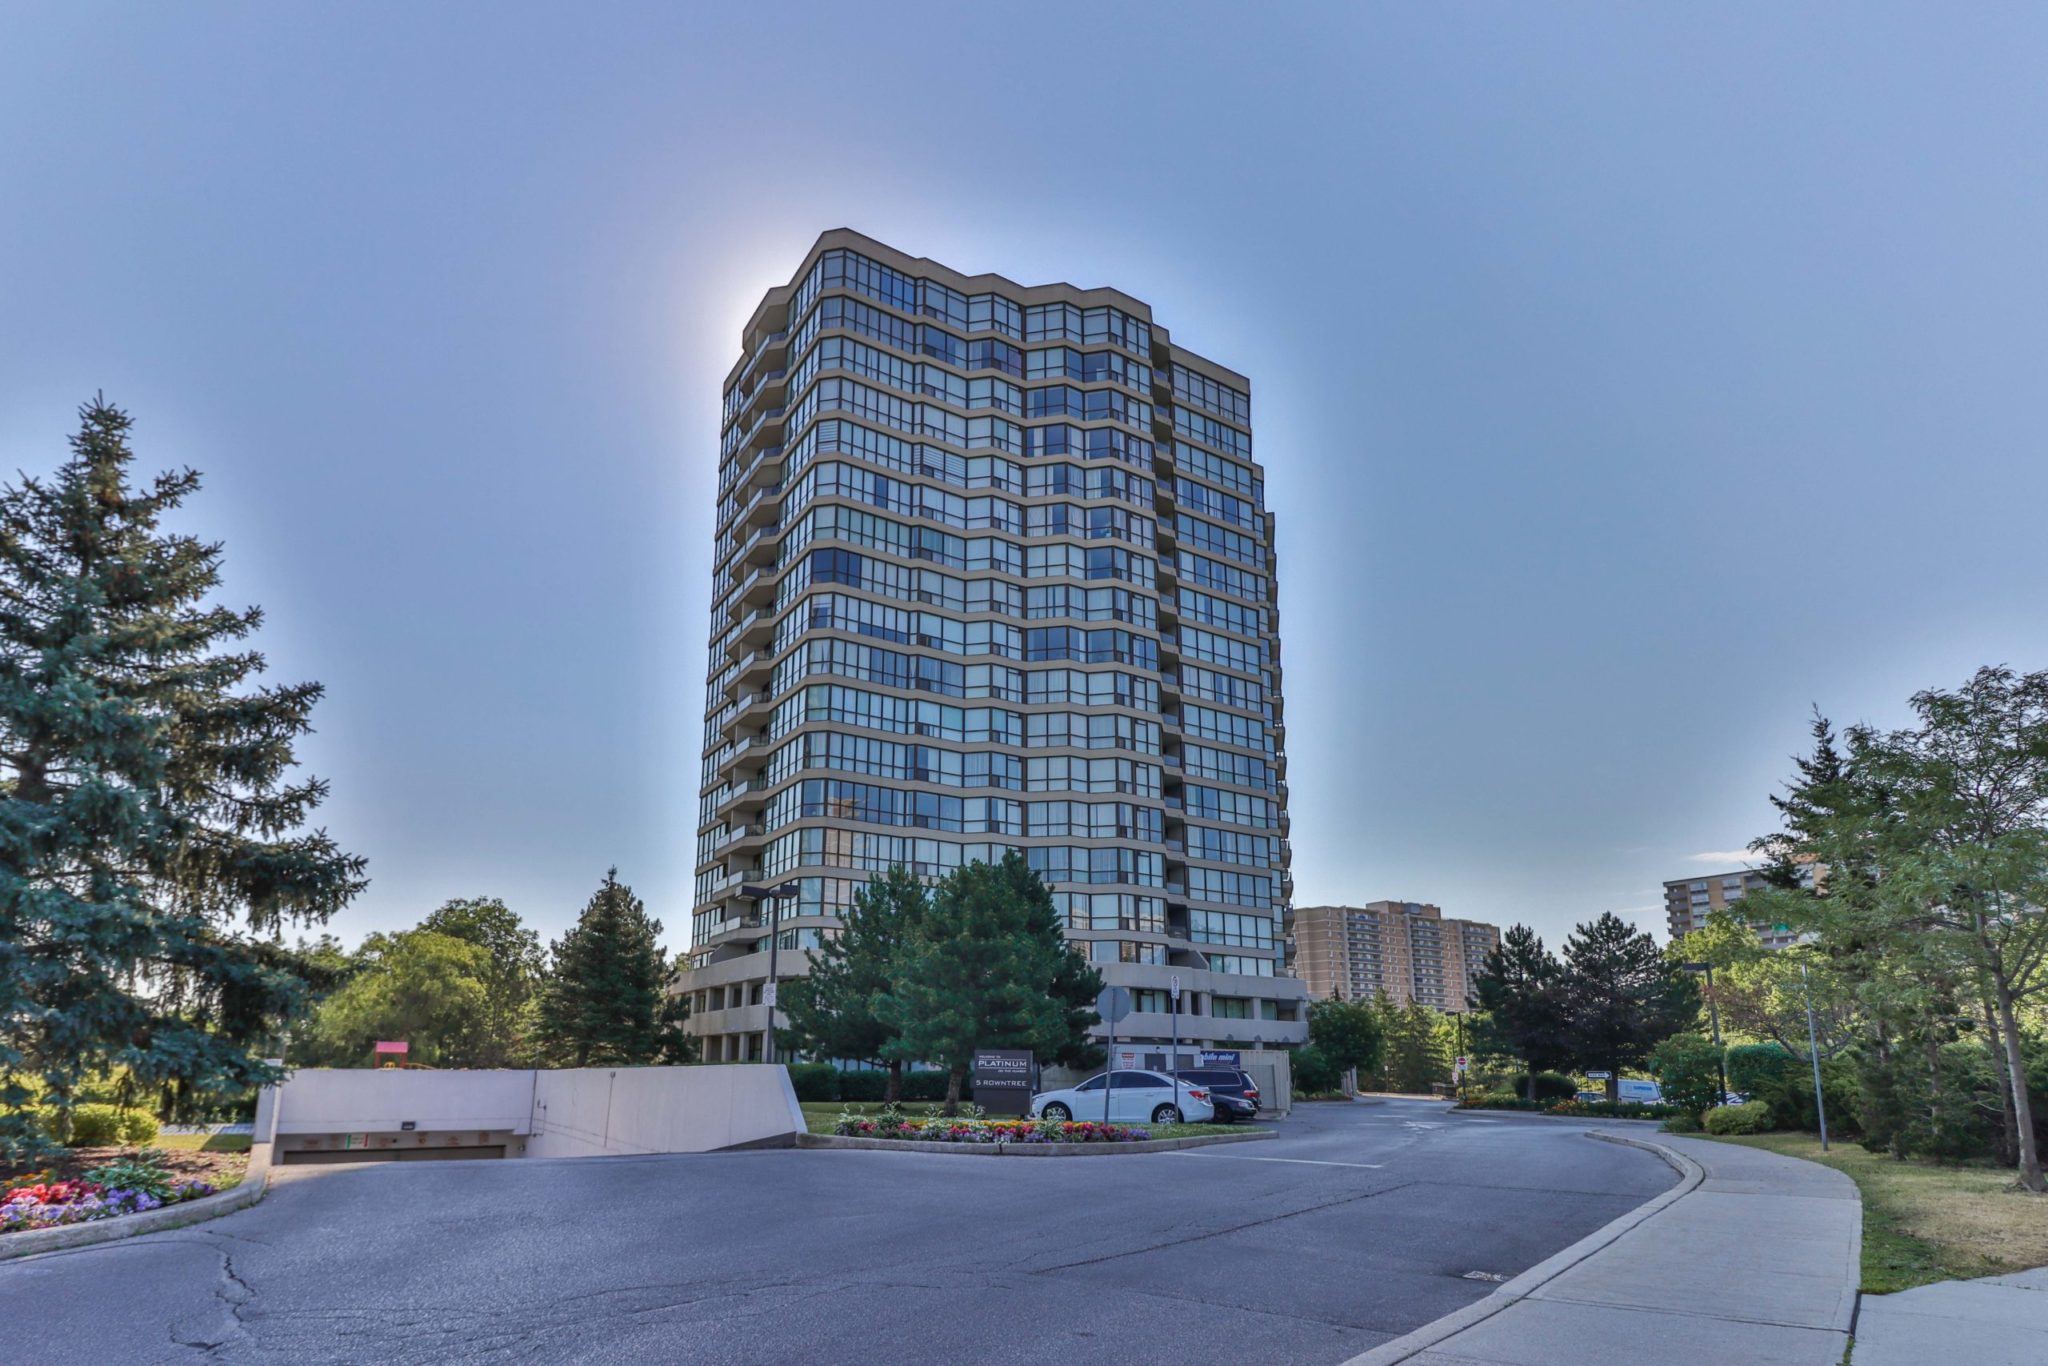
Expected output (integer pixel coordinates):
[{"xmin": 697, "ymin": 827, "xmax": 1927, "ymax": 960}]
[
  {"xmin": 1680, "ymin": 962, "xmax": 1729, "ymax": 1105},
  {"xmin": 1800, "ymin": 961, "xmax": 1831, "ymax": 1152},
  {"xmin": 739, "ymin": 881, "xmax": 802, "ymax": 1064}
]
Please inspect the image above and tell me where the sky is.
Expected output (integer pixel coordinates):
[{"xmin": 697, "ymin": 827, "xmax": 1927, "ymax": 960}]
[{"xmin": 4, "ymin": 3, "xmax": 2046, "ymax": 955}]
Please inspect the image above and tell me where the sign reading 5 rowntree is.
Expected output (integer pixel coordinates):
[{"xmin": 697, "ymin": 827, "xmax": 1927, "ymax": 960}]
[{"xmin": 971, "ymin": 1049, "xmax": 1038, "ymax": 1117}]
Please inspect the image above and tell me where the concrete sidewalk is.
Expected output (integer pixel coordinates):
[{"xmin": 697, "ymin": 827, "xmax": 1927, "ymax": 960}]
[
  {"xmin": 1350, "ymin": 1128, "xmax": 1860, "ymax": 1365},
  {"xmin": 1856, "ymin": 1265, "xmax": 2048, "ymax": 1366}
]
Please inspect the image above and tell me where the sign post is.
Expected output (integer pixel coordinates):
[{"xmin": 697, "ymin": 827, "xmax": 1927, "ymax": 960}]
[
  {"xmin": 1169, "ymin": 974, "xmax": 1182, "ymax": 1115},
  {"xmin": 1095, "ymin": 986, "xmax": 1132, "ymax": 1126}
]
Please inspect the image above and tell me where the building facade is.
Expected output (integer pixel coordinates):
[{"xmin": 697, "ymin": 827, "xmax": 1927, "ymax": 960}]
[
  {"xmin": 1664, "ymin": 865, "xmax": 1816, "ymax": 948},
  {"xmin": 1291, "ymin": 902, "xmax": 1500, "ymax": 1011},
  {"xmin": 676, "ymin": 230, "xmax": 1307, "ymax": 1062}
]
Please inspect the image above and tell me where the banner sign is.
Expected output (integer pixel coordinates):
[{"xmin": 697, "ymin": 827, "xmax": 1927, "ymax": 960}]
[{"xmin": 1198, "ymin": 1050, "xmax": 1241, "ymax": 1066}]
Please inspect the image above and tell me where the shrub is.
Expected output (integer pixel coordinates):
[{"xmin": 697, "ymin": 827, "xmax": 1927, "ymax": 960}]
[
  {"xmin": 1703, "ymin": 1100, "xmax": 1771, "ymax": 1135},
  {"xmin": 1662, "ymin": 1113, "xmax": 1702, "ymax": 1133},
  {"xmin": 1650, "ymin": 1033, "xmax": 1724, "ymax": 1118},
  {"xmin": 785, "ymin": 1062, "xmax": 840, "ymax": 1103},
  {"xmin": 1509, "ymin": 1071, "xmax": 1577, "ymax": 1101},
  {"xmin": 1457, "ymin": 1091, "xmax": 1545, "ymax": 1111},
  {"xmin": 65, "ymin": 1105, "xmax": 125, "ymax": 1147},
  {"xmin": 836, "ymin": 1070, "xmax": 887, "ymax": 1102},
  {"xmin": 117, "ymin": 1109, "xmax": 159, "ymax": 1145},
  {"xmin": 1548, "ymin": 1099, "xmax": 1683, "ymax": 1120},
  {"xmin": 82, "ymin": 1151, "xmax": 176, "ymax": 1200}
]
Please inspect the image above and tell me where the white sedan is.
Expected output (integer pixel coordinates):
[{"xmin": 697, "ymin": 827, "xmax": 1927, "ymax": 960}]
[{"xmin": 1030, "ymin": 1069, "xmax": 1216, "ymax": 1125}]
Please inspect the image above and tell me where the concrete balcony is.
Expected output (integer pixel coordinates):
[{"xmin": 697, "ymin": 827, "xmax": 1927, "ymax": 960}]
[{"xmin": 688, "ymin": 1003, "xmax": 770, "ymax": 1038}]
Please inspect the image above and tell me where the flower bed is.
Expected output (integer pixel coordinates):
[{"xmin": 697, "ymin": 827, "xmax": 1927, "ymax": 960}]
[
  {"xmin": 832, "ymin": 1109, "xmax": 1151, "ymax": 1144},
  {"xmin": 3, "ymin": 1176, "xmax": 218, "ymax": 1233},
  {"xmin": 2, "ymin": 1152, "xmax": 220, "ymax": 1235}
]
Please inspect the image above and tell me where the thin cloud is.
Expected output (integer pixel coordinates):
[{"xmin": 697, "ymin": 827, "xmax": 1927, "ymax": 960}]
[{"xmin": 1686, "ymin": 850, "xmax": 1758, "ymax": 866}]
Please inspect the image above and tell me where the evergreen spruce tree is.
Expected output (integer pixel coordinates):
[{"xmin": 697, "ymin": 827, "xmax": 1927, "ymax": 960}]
[
  {"xmin": 776, "ymin": 865, "xmax": 927, "ymax": 1100},
  {"xmin": 874, "ymin": 853, "xmax": 1102, "ymax": 1113},
  {"xmin": 535, "ymin": 868, "xmax": 692, "ymax": 1067},
  {"xmin": 0, "ymin": 399, "xmax": 367, "ymax": 1160},
  {"xmin": 1471, "ymin": 925, "xmax": 1574, "ymax": 1100},
  {"xmin": 1561, "ymin": 912, "xmax": 1699, "ymax": 1099}
]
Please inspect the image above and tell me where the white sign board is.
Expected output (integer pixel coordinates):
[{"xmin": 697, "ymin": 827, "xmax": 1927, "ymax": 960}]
[
  {"xmin": 762, "ymin": 983, "xmax": 778, "ymax": 1008},
  {"xmin": 1169, "ymin": 974, "xmax": 1181, "ymax": 1002},
  {"xmin": 1586, "ymin": 1070, "xmax": 1613, "ymax": 1080}
]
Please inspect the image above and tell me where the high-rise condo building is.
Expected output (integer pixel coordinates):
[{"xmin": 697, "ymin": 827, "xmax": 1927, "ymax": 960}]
[
  {"xmin": 675, "ymin": 230, "xmax": 1306, "ymax": 1063},
  {"xmin": 1664, "ymin": 863, "xmax": 1818, "ymax": 948},
  {"xmin": 1291, "ymin": 902, "xmax": 1501, "ymax": 1012}
]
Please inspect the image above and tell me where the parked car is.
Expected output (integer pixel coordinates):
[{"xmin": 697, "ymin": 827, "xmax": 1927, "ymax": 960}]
[
  {"xmin": 1174, "ymin": 1068, "xmax": 1261, "ymax": 1120},
  {"xmin": 1030, "ymin": 1070, "xmax": 1216, "ymax": 1125}
]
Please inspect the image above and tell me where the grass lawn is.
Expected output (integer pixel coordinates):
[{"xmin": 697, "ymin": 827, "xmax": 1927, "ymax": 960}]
[
  {"xmin": 1702, "ymin": 1132, "xmax": 2048, "ymax": 1294},
  {"xmin": 153, "ymin": 1133, "xmax": 252, "ymax": 1154},
  {"xmin": 796, "ymin": 1101, "xmax": 1257, "ymax": 1141}
]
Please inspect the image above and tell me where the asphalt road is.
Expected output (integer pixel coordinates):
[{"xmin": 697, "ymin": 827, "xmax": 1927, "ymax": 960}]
[{"xmin": 2, "ymin": 1097, "xmax": 1672, "ymax": 1365}]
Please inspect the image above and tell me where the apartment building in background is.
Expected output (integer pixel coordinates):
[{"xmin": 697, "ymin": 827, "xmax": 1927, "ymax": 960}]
[
  {"xmin": 1291, "ymin": 902, "xmax": 1501, "ymax": 1011},
  {"xmin": 675, "ymin": 230, "xmax": 1306, "ymax": 1062},
  {"xmin": 1664, "ymin": 863, "xmax": 1818, "ymax": 948}
]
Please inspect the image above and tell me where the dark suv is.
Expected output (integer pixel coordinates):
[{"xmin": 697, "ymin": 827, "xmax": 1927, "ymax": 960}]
[{"xmin": 1174, "ymin": 1068, "xmax": 1261, "ymax": 1122}]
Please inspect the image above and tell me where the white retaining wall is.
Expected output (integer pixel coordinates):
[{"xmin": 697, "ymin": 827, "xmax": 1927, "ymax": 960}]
[{"xmin": 267, "ymin": 1065, "xmax": 804, "ymax": 1157}]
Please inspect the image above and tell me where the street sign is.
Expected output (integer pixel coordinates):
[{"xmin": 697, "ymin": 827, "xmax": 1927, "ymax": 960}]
[
  {"xmin": 1095, "ymin": 985, "xmax": 1132, "ymax": 1023},
  {"xmin": 1587, "ymin": 1070, "xmax": 1612, "ymax": 1080},
  {"xmin": 971, "ymin": 1049, "xmax": 1037, "ymax": 1117},
  {"xmin": 762, "ymin": 983, "xmax": 778, "ymax": 1008},
  {"xmin": 1169, "ymin": 974, "xmax": 1181, "ymax": 1002}
]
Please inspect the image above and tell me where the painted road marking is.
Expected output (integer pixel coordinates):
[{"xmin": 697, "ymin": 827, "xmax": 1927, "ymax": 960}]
[{"xmin": 1170, "ymin": 1152, "xmax": 1386, "ymax": 1169}]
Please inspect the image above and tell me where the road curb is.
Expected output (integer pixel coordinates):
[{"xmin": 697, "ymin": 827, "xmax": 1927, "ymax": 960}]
[
  {"xmin": 796, "ymin": 1128, "xmax": 1275, "ymax": 1156},
  {"xmin": 0, "ymin": 1142, "xmax": 273, "ymax": 1264},
  {"xmin": 1340, "ymin": 1129, "xmax": 1705, "ymax": 1366}
]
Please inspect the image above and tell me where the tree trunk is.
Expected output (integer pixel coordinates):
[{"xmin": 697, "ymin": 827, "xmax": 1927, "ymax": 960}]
[
  {"xmin": 942, "ymin": 1065, "xmax": 963, "ymax": 1117},
  {"xmin": 885, "ymin": 1060, "xmax": 902, "ymax": 1105},
  {"xmin": 1992, "ymin": 982, "xmax": 2044, "ymax": 1192},
  {"xmin": 1980, "ymin": 996, "xmax": 2020, "ymax": 1168},
  {"xmin": 1524, "ymin": 1067, "xmax": 1536, "ymax": 1103},
  {"xmin": 1926, "ymin": 1037, "xmax": 1945, "ymax": 1150}
]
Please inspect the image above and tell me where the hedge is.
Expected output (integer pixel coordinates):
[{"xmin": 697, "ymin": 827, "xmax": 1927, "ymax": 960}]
[
  {"xmin": 785, "ymin": 1063, "xmax": 839, "ymax": 1103},
  {"xmin": 52, "ymin": 1104, "xmax": 160, "ymax": 1148},
  {"xmin": 837, "ymin": 1071, "xmax": 888, "ymax": 1102},
  {"xmin": 1703, "ymin": 1100, "xmax": 1771, "ymax": 1135}
]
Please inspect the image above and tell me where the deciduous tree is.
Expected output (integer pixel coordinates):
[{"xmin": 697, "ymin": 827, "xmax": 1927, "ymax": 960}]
[
  {"xmin": 421, "ymin": 897, "xmax": 543, "ymax": 1067},
  {"xmin": 296, "ymin": 929, "xmax": 490, "ymax": 1067},
  {"xmin": 1760, "ymin": 672, "xmax": 2048, "ymax": 1188},
  {"xmin": 1307, "ymin": 994, "xmax": 1384, "ymax": 1094}
]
